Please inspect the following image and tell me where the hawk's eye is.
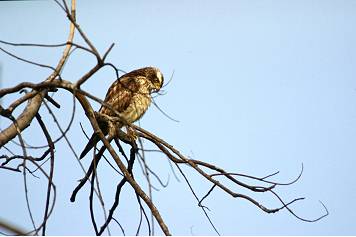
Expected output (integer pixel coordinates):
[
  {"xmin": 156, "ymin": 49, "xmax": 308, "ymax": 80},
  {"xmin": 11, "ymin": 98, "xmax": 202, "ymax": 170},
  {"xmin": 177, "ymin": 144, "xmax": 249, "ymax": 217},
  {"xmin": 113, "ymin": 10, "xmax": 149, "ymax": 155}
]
[{"xmin": 152, "ymin": 77, "xmax": 159, "ymax": 84}]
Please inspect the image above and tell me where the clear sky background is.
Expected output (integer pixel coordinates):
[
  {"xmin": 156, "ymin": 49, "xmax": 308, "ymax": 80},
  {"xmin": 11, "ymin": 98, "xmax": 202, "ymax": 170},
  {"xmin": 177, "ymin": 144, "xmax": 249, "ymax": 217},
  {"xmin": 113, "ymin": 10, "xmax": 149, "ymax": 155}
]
[{"xmin": 1, "ymin": 0, "xmax": 356, "ymax": 235}]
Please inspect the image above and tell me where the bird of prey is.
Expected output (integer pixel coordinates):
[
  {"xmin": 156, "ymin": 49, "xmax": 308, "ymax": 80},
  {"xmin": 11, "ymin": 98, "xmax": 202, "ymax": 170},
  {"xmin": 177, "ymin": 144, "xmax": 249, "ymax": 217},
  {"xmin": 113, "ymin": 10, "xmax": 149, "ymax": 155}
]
[{"xmin": 79, "ymin": 66, "xmax": 164, "ymax": 159}]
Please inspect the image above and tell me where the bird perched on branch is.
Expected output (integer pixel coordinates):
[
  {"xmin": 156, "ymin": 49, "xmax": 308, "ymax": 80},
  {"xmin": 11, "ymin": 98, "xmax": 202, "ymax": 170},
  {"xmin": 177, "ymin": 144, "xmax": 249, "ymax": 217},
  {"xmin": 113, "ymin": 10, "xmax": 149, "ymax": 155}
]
[{"xmin": 80, "ymin": 66, "xmax": 164, "ymax": 159}]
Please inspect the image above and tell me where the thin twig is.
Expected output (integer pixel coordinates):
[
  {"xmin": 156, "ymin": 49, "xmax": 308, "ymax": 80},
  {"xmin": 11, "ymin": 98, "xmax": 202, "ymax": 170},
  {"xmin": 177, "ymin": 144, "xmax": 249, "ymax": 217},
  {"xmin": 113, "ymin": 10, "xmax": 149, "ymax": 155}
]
[
  {"xmin": 34, "ymin": 113, "xmax": 55, "ymax": 235},
  {"xmin": 0, "ymin": 46, "xmax": 57, "ymax": 72}
]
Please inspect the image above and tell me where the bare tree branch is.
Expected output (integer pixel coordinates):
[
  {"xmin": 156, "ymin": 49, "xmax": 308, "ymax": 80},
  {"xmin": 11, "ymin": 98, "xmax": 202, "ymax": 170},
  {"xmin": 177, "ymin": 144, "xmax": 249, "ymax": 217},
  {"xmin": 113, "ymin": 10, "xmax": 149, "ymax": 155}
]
[{"xmin": 0, "ymin": 0, "xmax": 76, "ymax": 148}]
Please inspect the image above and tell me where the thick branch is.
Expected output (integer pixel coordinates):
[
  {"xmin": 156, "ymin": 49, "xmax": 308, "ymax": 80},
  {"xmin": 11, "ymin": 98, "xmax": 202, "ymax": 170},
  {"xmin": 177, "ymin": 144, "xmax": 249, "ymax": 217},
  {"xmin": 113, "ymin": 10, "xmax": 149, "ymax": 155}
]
[
  {"xmin": 0, "ymin": 93, "xmax": 43, "ymax": 147},
  {"xmin": 0, "ymin": 0, "xmax": 76, "ymax": 148}
]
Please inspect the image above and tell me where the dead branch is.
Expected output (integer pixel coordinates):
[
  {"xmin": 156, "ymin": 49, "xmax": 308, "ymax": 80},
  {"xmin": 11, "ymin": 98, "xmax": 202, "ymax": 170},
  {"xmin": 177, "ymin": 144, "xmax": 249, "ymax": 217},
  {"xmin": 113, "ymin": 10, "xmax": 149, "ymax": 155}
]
[
  {"xmin": 0, "ymin": 0, "xmax": 76, "ymax": 148},
  {"xmin": 0, "ymin": 218, "xmax": 26, "ymax": 235}
]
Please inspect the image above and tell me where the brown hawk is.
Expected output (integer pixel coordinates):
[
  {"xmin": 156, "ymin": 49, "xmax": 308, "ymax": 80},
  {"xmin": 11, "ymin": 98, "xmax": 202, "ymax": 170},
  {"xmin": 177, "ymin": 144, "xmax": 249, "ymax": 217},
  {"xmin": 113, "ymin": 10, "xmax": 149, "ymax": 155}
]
[{"xmin": 80, "ymin": 66, "xmax": 164, "ymax": 159}]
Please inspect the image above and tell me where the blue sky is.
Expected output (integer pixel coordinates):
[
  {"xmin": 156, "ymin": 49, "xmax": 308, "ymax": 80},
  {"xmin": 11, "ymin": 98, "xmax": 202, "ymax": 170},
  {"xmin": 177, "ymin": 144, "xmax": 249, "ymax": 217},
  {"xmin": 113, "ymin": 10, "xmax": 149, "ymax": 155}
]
[{"xmin": 1, "ymin": 0, "xmax": 356, "ymax": 235}]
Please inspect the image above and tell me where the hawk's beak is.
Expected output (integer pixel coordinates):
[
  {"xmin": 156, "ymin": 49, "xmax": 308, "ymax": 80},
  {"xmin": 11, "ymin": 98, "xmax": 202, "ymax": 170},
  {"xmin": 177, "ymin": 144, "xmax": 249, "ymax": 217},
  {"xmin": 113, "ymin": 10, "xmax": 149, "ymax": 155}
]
[{"xmin": 153, "ymin": 81, "xmax": 162, "ymax": 92}]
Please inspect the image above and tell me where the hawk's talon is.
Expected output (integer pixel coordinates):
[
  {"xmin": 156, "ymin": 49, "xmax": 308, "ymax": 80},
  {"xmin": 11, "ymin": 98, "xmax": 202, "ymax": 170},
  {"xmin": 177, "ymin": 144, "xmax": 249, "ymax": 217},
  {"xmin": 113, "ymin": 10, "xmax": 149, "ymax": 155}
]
[{"xmin": 126, "ymin": 126, "xmax": 138, "ymax": 141}]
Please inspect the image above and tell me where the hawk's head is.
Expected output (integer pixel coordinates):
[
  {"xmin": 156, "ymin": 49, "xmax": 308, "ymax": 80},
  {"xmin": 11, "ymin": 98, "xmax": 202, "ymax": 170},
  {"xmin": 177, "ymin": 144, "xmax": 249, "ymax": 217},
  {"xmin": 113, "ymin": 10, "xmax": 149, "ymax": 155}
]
[
  {"xmin": 126, "ymin": 67, "xmax": 164, "ymax": 93},
  {"xmin": 145, "ymin": 67, "xmax": 164, "ymax": 93}
]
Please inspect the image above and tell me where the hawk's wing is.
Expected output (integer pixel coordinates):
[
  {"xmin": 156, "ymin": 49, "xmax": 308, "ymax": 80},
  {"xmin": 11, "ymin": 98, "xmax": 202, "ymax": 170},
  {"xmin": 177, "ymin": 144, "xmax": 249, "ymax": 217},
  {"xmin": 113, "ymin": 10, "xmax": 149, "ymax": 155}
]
[{"xmin": 99, "ymin": 76, "xmax": 141, "ymax": 116}]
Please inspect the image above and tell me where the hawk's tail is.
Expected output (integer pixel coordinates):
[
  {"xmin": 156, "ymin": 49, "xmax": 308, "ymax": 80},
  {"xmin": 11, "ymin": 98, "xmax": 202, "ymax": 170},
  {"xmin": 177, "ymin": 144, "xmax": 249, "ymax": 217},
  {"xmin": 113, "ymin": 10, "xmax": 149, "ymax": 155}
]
[{"xmin": 79, "ymin": 133, "xmax": 100, "ymax": 160}]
